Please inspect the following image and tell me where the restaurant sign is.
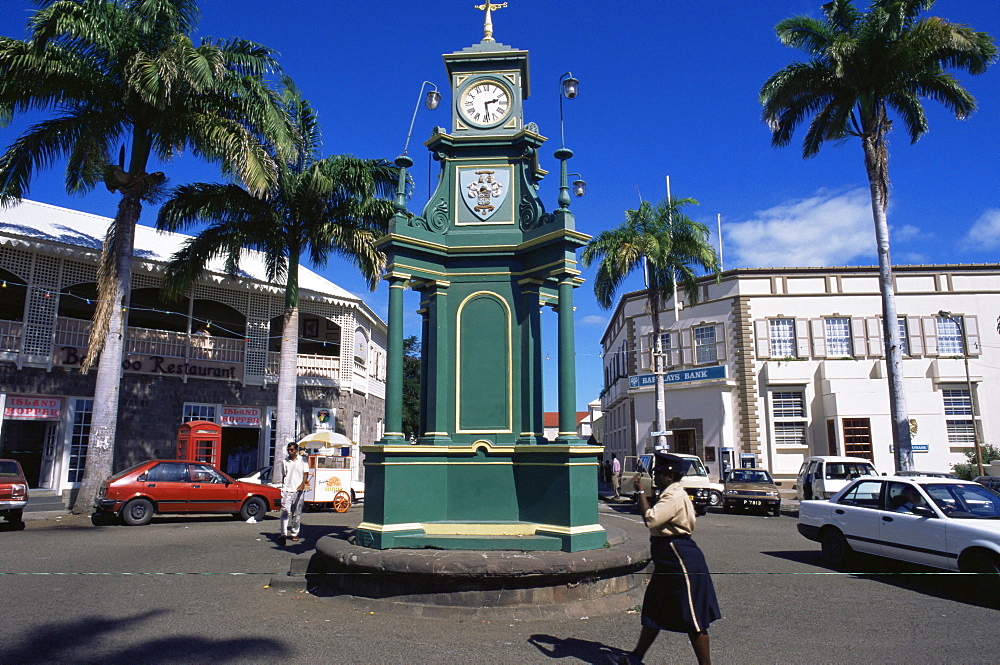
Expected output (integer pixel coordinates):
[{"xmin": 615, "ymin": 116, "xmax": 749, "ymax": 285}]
[
  {"xmin": 221, "ymin": 406, "xmax": 262, "ymax": 428},
  {"xmin": 4, "ymin": 395, "xmax": 63, "ymax": 420},
  {"xmin": 54, "ymin": 346, "xmax": 243, "ymax": 382}
]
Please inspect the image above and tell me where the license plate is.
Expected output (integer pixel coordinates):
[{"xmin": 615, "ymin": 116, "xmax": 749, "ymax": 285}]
[{"xmin": 745, "ymin": 500, "xmax": 762, "ymax": 506}]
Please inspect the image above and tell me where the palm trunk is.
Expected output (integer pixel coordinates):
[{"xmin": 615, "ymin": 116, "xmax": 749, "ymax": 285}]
[
  {"xmin": 71, "ymin": 193, "xmax": 140, "ymax": 513},
  {"xmin": 274, "ymin": 254, "xmax": 300, "ymax": 473},
  {"xmin": 863, "ymin": 135, "xmax": 913, "ymax": 473}
]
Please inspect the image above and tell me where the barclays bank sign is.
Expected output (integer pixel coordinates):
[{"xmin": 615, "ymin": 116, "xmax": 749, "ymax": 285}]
[{"xmin": 629, "ymin": 365, "xmax": 727, "ymax": 389}]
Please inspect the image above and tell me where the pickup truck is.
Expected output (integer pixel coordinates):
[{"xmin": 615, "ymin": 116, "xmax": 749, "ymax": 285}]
[{"xmin": 798, "ymin": 474, "xmax": 1000, "ymax": 588}]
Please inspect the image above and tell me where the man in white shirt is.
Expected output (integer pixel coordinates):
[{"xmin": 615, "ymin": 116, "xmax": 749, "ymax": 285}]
[{"xmin": 277, "ymin": 442, "xmax": 310, "ymax": 545}]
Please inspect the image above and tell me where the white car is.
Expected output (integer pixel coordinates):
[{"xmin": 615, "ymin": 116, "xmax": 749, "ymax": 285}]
[
  {"xmin": 798, "ymin": 476, "xmax": 1000, "ymax": 586},
  {"xmin": 794, "ymin": 455, "xmax": 878, "ymax": 501}
]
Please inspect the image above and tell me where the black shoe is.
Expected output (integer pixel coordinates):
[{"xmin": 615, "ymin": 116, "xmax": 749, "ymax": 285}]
[{"xmin": 278, "ymin": 535, "xmax": 287, "ymax": 546}]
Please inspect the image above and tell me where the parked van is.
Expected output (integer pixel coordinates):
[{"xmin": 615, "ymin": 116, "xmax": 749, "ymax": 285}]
[
  {"xmin": 621, "ymin": 453, "xmax": 721, "ymax": 515},
  {"xmin": 794, "ymin": 456, "xmax": 878, "ymax": 500}
]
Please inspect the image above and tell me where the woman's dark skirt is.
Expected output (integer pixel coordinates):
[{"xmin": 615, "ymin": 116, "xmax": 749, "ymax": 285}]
[{"xmin": 641, "ymin": 535, "xmax": 721, "ymax": 634}]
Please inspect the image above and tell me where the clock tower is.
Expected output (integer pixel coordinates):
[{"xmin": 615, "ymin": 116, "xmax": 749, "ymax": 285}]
[{"xmin": 357, "ymin": 9, "xmax": 604, "ymax": 553}]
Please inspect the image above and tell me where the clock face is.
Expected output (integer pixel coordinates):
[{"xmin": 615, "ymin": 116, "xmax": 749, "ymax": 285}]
[{"xmin": 459, "ymin": 79, "xmax": 512, "ymax": 127}]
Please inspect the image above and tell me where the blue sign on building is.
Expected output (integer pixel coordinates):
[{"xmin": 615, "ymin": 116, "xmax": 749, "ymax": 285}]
[{"xmin": 629, "ymin": 365, "xmax": 727, "ymax": 389}]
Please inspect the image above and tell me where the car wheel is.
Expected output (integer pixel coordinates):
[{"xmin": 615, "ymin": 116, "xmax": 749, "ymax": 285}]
[
  {"xmin": 239, "ymin": 496, "xmax": 267, "ymax": 521},
  {"xmin": 961, "ymin": 550, "xmax": 1000, "ymax": 599},
  {"xmin": 332, "ymin": 491, "xmax": 351, "ymax": 513},
  {"xmin": 695, "ymin": 504, "xmax": 708, "ymax": 517},
  {"xmin": 722, "ymin": 501, "xmax": 732, "ymax": 514},
  {"xmin": 90, "ymin": 511, "xmax": 117, "ymax": 527},
  {"xmin": 121, "ymin": 498, "xmax": 153, "ymax": 526},
  {"xmin": 708, "ymin": 490, "xmax": 722, "ymax": 508},
  {"xmin": 820, "ymin": 528, "xmax": 852, "ymax": 566},
  {"xmin": 772, "ymin": 504, "xmax": 781, "ymax": 517}
]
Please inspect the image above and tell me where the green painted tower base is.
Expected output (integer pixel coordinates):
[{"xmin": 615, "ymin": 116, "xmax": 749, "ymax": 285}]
[{"xmin": 357, "ymin": 442, "xmax": 606, "ymax": 552}]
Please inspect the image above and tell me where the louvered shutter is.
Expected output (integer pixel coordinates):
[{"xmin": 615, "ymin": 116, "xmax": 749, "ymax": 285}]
[
  {"xmin": 680, "ymin": 328, "xmax": 693, "ymax": 365},
  {"xmin": 638, "ymin": 334, "xmax": 651, "ymax": 370},
  {"xmin": 866, "ymin": 318, "xmax": 883, "ymax": 357},
  {"xmin": 966, "ymin": 316, "xmax": 981, "ymax": 357},
  {"xmin": 810, "ymin": 319, "xmax": 827, "ymax": 358},
  {"xmin": 851, "ymin": 317, "xmax": 866, "ymax": 358},
  {"xmin": 922, "ymin": 317, "xmax": 939, "ymax": 356},
  {"xmin": 715, "ymin": 323, "xmax": 727, "ymax": 363},
  {"xmin": 755, "ymin": 320, "xmax": 770, "ymax": 358},
  {"xmin": 795, "ymin": 319, "xmax": 810, "ymax": 358},
  {"xmin": 907, "ymin": 318, "xmax": 924, "ymax": 356}
]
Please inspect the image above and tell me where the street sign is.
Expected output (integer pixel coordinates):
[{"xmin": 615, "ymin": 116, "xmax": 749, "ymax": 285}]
[
  {"xmin": 649, "ymin": 430, "xmax": 672, "ymax": 437},
  {"xmin": 629, "ymin": 365, "xmax": 727, "ymax": 389}
]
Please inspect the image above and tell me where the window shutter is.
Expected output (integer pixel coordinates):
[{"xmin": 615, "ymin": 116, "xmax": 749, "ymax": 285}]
[
  {"xmin": 906, "ymin": 318, "xmax": 924, "ymax": 356},
  {"xmin": 851, "ymin": 317, "xmax": 866, "ymax": 358},
  {"xmin": 866, "ymin": 318, "xmax": 883, "ymax": 357},
  {"xmin": 755, "ymin": 320, "xmax": 770, "ymax": 358},
  {"xmin": 638, "ymin": 334, "xmax": 651, "ymax": 370},
  {"xmin": 922, "ymin": 317, "xmax": 938, "ymax": 356},
  {"xmin": 966, "ymin": 316, "xmax": 981, "ymax": 357},
  {"xmin": 680, "ymin": 328, "xmax": 693, "ymax": 365},
  {"xmin": 715, "ymin": 323, "xmax": 727, "ymax": 363},
  {"xmin": 793, "ymin": 319, "xmax": 808, "ymax": 358},
  {"xmin": 810, "ymin": 319, "xmax": 827, "ymax": 358}
]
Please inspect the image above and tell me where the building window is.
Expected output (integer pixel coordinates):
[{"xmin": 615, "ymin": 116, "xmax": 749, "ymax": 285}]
[
  {"xmin": 936, "ymin": 316, "xmax": 964, "ymax": 355},
  {"xmin": 183, "ymin": 403, "xmax": 216, "ymax": 423},
  {"xmin": 769, "ymin": 319, "xmax": 795, "ymax": 358},
  {"xmin": 659, "ymin": 332, "xmax": 673, "ymax": 366},
  {"xmin": 694, "ymin": 325, "xmax": 717, "ymax": 364},
  {"xmin": 771, "ymin": 390, "xmax": 807, "ymax": 448},
  {"xmin": 943, "ymin": 388, "xmax": 976, "ymax": 447},
  {"xmin": 825, "ymin": 318, "xmax": 852, "ymax": 357},
  {"xmin": 897, "ymin": 317, "xmax": 909, "ymax": 356},
  {"xmin": 842, "ymin": 418, "xmax": 873, "ymax": 460},
  {"xmin": 68, "ymin": 399, "xmax": 94, "ymax": 484}
]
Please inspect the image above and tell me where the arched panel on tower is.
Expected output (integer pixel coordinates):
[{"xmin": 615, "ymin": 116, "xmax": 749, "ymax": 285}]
[{"xmin": 456, "ymin": 292, "xmax": 511, "ymax": 433}]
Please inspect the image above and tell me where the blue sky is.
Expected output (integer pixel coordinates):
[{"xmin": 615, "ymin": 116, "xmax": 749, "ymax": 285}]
[{"xmin": 2, "ymin": 1, "xmax": 998, "ymax": 411}]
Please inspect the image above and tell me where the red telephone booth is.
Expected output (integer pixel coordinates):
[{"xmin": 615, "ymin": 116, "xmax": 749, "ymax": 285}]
[{"xmin": 176, "ymin": 420, "xmax": 222, "ymax": 466}]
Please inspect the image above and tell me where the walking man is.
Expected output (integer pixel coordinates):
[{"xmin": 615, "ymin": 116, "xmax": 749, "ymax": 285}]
[
  {"xmin": 611, "ymin": 453, "xmax": 622, "ymax": 498},
  {"xmin": 277, "ymin": 441, "xmax": 310, "ymax": 546}
]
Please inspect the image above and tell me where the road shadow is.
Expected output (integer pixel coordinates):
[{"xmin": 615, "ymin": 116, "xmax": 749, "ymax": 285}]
[
  {"xmin": 763, "ymin": 549, "xmax": 999, "ymax": 610},
  {"xmin": 2, "ymin": 609, "xmax": 287, "ymax": 664},
  {"xmin": 262, "ymin": 523, "xmax": 355, "ymax": 550},
  {"xmin": 528, "ymin": 633, "xmax": 624, "ymax": 664}
]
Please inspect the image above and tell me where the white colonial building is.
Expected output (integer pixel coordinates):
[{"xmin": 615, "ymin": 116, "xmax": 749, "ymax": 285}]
[
  {"xmin": 0, "ymin": 200, "xmax": 386, "ymax": 501},
  {"xmin": 600, "ymin": 265, "xmax": 998, "ymax": 483}
]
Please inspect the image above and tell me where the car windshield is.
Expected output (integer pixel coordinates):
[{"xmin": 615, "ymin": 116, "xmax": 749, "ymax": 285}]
[
  {"xmin": 682, "ymin": 458, "xmax": 708, "ymax": 477},
  {"xmin": 921, "ymin": 483, "xmax": 1000, "ymax": 519},
  {"xmin": 825, "ymin": 462, "xmax": 875, "ymax": 480},
  {"xmin": 728, "ymin": 470, "xmax": 773, "ymax": 483},
  {"xmin": 109, "ymin": 462, "xmax": 150, "ymax": 481},
  {"xmin": 0, "ymin": 460, "xmax": 22, "ymax": 476}
]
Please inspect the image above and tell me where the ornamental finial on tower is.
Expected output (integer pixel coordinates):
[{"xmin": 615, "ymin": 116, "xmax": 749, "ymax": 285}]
[{"xmin": 475, "ymin": 0, "xmax": 507, "ymax": 42}]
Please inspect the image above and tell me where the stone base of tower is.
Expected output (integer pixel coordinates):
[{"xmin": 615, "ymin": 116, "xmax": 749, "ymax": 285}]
[{"xmin": 357, "ymin": 441, "xmax": 605, "ymax": 553}]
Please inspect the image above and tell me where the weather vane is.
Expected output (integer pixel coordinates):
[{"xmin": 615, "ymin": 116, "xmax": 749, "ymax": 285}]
[{"xmin": 475, "ymin": 0, "xmax": 507, "ymax": 42}]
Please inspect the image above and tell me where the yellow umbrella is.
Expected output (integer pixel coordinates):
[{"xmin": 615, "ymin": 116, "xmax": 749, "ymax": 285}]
[{"xmin": 297, "ymin": 430, "xmax": 353, "ymax": 449}]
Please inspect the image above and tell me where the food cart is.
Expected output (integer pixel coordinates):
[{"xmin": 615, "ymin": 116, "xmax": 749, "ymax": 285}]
[{"xmin": 297, "ymin": 430, "xmax": 365, "ymax": 513}]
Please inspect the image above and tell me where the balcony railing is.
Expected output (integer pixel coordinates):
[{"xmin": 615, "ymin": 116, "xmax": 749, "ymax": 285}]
[{"xmin": 266, "ymin": 351, "xmax": 340, "ymax": 383}]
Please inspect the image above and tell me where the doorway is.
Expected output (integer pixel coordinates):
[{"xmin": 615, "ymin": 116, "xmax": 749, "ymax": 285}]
[
  {"xmin": 221, "ymin": 427, "xmax": 261, "ymax": 478},
  {"xmin": 674, "ymin": 429, "xmax": 696, "ymax": 455},
  {"xmin": 0, "ymin": 420, "xmax": 50, "ymax": 487}
]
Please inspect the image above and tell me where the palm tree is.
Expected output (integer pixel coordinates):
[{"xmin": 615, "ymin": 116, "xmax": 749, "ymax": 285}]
[
  {"xmin": 760, "ymin": 0, "xmax": 996, "ymax": 472},
  {"xmin": 0, "ymin": 0, "xmax": 289, "ymax": 512},
  {"xmin": 156, "ymin": 83, "xmax": 397, "ymax": 466},
  {"xmin": 582, "ymin": 197, "xmax": 720, "ymax": 454}
]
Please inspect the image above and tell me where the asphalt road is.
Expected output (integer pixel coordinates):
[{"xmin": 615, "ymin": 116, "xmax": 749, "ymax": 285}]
[{"xmin": 1, "ymin": 502, "xmax": 996, "ymax": 664}]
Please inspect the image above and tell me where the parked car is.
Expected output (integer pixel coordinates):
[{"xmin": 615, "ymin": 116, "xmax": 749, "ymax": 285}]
[
  {"xmin": 798, "ymin": 475, "xmax": 1000, "ymax": 590},
  {"xmin": 794, "ymin": 456, "xmax": 878, "ymax": 501},
  {"xmin": 723, "ymin": 468, "xmax": 782, "ymax": 516},
  {"xmin": 621, "ymin": 453, "xmax": 719, "ymax": 516},
  {"xmin": 0, "ymin": 459, "xmax": 28, "ymax": 528},
  {"xmin": 975, "ymin": 476, "xmax": 1000, "ymax": 493},
  {"xmin": 94, "ymin": 460, "xmax": 281, "ymax": 526}
]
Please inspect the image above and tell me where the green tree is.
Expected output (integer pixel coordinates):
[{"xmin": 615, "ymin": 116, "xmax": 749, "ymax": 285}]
[
  {"xmin": 156, "ymin": 82, "xmax": 397, "ymax": 464},
  {"xmin": 581, "ymin": 197, "xmax": 720, "ymax": 452},
  {"xmin": 402, "ymin": 335, "xmax": 420, "ymax": 441},
  {"xmin": 0, "ymin": 0, "xmax": 289, "ymax": 512},
  {"xmin": 760, "ymin": 0, "xmax": 996, "ymax": 473},
  {"xmin": 953, "ymin": 443, "xmax": 1000, "ymax": 480}
]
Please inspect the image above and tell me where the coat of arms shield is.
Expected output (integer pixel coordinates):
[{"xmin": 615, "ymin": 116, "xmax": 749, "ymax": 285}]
[{"xmin": 459, "ymin": 168, "xmax": 510, "ymax": 221}]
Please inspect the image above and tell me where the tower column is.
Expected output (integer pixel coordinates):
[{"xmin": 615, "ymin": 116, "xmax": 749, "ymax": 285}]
[
  {"xmin": 556, "ymin": 277, "xmax": 580, "ymax": 442},
  {"xmin": 382, "ymin": 274, "xmax": 407, "ymax": 441}
]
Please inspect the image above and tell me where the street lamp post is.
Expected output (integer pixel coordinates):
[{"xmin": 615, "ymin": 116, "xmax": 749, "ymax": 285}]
[{"xmin": 939, "ymin": 310, "xmax": 985, "ymax": 477}]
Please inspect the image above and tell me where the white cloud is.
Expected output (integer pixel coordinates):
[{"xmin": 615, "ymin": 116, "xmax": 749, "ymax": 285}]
[
  {"xmin": 579, "ymin": 314, "xmax": 608, "ymax": 327},
  {"xmin": 961, "ymin": 208, "xmax": 1000, "ymax": 251},
  {"xmin": 892, "ymin": 224, "xmax": 925, "ymax": 243},
  {"xmin": 725, "ymin": 188, "xmax": 876, "ymax": 268}
]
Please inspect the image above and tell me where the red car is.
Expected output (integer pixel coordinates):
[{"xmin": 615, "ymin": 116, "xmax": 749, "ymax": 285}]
[
  {"xmin": 94, "ymin": 460, "xmax": 280, "ymax": 526},
  {"xmin": 0, "ymin": 458, "xmax": 29, "ymax": 529}
]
